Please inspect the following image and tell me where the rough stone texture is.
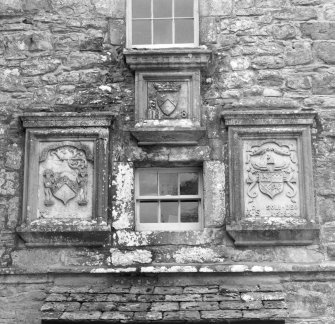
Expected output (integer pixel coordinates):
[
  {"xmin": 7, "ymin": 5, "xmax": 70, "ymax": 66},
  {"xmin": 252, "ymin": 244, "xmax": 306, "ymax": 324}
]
[{"xmin": 0, "ymin": 0, "xmax": 335, "ymax": 323}]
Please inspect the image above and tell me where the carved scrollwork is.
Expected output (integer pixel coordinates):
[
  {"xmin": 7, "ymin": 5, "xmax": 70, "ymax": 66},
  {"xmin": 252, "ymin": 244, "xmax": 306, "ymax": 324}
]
[
  {"xmin": 41, "ymin": 144, "xmax": 91, "ymax": 206},
  {"xmin": 246, "ymin": 141, "xmax": 298, "ymax": 203}
]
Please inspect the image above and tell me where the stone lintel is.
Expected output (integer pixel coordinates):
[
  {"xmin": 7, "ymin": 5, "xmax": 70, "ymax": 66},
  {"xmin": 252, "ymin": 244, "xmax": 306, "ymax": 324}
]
[
  {"xmin": 130, "ymin": 127, "xmax": 206, "ymax": 146},
  {"xmin": 21, "ymin": 112, "xmax": 116, "ymax": 128},
  {"xmin": 221, "ymin": 110, "xmax": 316, "ymax": 126},
  {"xmin": 124, "ymin": 48, "xmax": 212, "ymax": 70}
]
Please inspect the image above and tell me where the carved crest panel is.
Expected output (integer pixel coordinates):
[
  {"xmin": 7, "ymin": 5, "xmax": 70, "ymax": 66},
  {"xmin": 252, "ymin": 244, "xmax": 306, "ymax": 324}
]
[
  {"xmin": 243, "ymin": 139, "xmax": 300, "ymax": 219},
  {"xmin": 38, "ymin": 141, "xmax": 94, "ymax": 220},
  {"xmin": 147, "ymin": 81, "xmax": 189, "ymax": 120}
]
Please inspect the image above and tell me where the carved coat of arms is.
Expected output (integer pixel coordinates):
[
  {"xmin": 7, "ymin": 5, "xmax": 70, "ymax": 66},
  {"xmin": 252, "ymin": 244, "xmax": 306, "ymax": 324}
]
[
  {"xmin": 246, "ymin": 142, "xmax": 297, "ymax": 202},
  {"xmin": 147, "ymin": 82, "xmax": 182, "ymax": 119},
  {"xmin": 40, "ymin": 143, "xmax": 93, "ymax": 206}
]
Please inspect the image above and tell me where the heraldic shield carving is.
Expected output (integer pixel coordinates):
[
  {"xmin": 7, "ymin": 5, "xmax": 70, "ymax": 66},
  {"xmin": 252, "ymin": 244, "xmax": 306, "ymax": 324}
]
[
  {"xmin": 39, "ymin": 142, "xmax": 93, "ymax": 209},
  {"xmin": 147, "ymin": 81, "xmax": 185, "ymax": 120},
  {"xmin": 244, "ymin": 140, "xmax": 300, "ymax": 218}
]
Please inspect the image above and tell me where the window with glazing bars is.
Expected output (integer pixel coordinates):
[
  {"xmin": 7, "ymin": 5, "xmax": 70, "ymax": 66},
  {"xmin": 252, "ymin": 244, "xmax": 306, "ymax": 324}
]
[
  {"xmin": 135, "ymin": 168, "xmax": 203, "ymax": 231},
  {"xmin": 127, "ymin": 0, "xmax": 199, "ymax": 48}
]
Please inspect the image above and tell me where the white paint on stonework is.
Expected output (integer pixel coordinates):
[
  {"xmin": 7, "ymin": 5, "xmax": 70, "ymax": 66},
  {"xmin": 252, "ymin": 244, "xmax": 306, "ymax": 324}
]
[
  {"xmin": 90, "ymin": 267, "xmax": 137, "ymax": 273},
  {"xmin": 199, "ymin": 267, "xmax": 215, "ymax": 272},
  {"xmin": 99, "ymin": 85, "xmax": 112, "ymax": 92},
  {"xmin": 112, "ymin": 163, "xmax": 133, "ymax": 230},
  {"xmin": 114, "ymin": 230, "xmax": 151, "ymax": 246},
  {"xmin": 230, "ymin": 265, "xmax": 249, "ymax": 272},
  {"xmin": 251, "ymin": 265, "xmax": 273, "ymax": 272},
  {"xmin": 141, "ymin": 266, "xmax": 197, "ymax": 273},
  {"xmin": 173, "ymin": 247, "xmax": 224, "ymax": 263},
  {"xmin": 109, "ymin": 248, "xmax": 152, "ymax": 266}
]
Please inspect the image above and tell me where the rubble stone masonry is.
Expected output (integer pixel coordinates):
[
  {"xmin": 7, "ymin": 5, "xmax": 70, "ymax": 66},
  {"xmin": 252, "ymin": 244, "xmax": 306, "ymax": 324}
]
[{"xmin": 1, "ymin": 0, "xmax": 335, "ymax": 323}]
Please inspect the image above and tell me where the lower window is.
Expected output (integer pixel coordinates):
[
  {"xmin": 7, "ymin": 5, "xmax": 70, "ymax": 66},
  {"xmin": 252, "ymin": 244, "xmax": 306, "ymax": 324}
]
[{"xmin": 135, "ymin": 167, "xmax": 203, "ymax": 231}]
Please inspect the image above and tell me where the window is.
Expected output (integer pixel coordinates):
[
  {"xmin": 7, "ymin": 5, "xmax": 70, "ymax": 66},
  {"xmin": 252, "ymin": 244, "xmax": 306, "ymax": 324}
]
[
  {"xmin": 126, "ymin": 0, "xmax": 199, "ymax": 48},
  {"xmin": 135, "ymin": 167, "xmax": 203, "ymax": 231}
]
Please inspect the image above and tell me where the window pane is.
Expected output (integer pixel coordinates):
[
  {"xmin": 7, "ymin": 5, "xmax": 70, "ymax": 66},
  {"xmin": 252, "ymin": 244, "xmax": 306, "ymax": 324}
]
[
  {"xmin": 159, "ymin": 173, "xmax": 178, "ymax": 195},
  {"xmin": 132, "ymin": 0, "xmax": 151, "ymax": 18},
  {"xmin": 133, "ymin": 20, "xmax": 152, "ymax": 45},
  {"xmin": 181, "ymin": 201, "xmax": 198, "ymax": 222},
  {"xmin": 180, "ymin": 172, "xmax": 198, "ymax": 195},
  {"xmin": 139, "ymin": 172, "xmax": 157, "ymax": 196},
  {"xmin": 175, "ymin": 0, "xmax": 193, "ymax": 17},
  {"xmin": 153, "ymin": 19, "xmax": 172, "ymax": 44},
  {"xmin": 140, "ymin": 201, "xmax": 158, "ymax": 223},
  {"xmin": 175, "ymin": 18, "xmax": 194, "ymax": 43},
  {"xmin": 153, "ymin": 0, "xmax": 172, "ymax": 18},
  {"xmin": 161, "ymin": 201, "xmax": 178, "ymax": 223}
]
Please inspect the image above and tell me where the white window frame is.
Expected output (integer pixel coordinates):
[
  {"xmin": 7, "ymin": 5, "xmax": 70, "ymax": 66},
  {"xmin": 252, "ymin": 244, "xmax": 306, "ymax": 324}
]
[
  {"xmin": 126, "ymin": 0, "xmax": 199, "ymax": 49},
  {"xmin": 135, "ymin": 167, "xmax": 203, "ymax": 231}
]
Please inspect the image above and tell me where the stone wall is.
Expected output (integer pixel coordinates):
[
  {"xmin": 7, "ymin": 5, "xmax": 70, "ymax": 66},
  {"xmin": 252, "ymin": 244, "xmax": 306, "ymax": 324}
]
[{"xmin": 1, "ymin": 0, "xmax": 335, "ymax": 323}]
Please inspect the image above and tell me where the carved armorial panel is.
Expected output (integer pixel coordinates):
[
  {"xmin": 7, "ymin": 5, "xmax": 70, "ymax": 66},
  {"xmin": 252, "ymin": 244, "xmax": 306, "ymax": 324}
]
[
  {"xmin": 17, "ymin": 112, "xmax": 115, "ymax": 247},
  {"xmin": 124, "ymin": 49, "xmax": 211, "ymax": 145},
  {"xmin": 222, "ymin": 111, "xmax": 319, "ymax": 246}
]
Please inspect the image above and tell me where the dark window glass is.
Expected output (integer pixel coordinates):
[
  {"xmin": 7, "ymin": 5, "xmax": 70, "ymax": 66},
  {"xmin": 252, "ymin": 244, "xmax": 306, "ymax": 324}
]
[
  {"xmin": 181, "ymin": 201, "xmax": 198, "ymax": 222},
  {"xmin": 132, "ymin": 0, "xmax": 151, "ymax": 18},
  {"xmin": 161, "ymin": 201, "xmax": 179, "ymax": 223},
  {"xmin": 132, "ymin": 20, "xmax": 151, "ymax": 45},
  {"xmin": 153, "ymin": 19, "xmax": 172, "ymax": 44},
  {"xmin": 140, "ymin": 201, "xmax": 158, "ymax": 223}
]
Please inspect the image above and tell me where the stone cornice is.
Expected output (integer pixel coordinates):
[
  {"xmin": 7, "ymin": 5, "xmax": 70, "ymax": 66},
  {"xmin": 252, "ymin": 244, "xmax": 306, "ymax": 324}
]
[
  {"xmin": 21, "ymin": 112, "xmax": 116, "ymax": 128},
  {"xmin": 123, "ymin": 48, "xmax": 212, "ymax": 70}
]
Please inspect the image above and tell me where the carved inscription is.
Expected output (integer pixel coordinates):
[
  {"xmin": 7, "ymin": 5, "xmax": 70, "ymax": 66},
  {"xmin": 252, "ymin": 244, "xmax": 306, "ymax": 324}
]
[
  {"xmin": 147, "ymin": 81, "xmax": 188, "ymax": 120},
  {"xmin": 38, "ymin": 141, "xmax": 94, "ymax": 219},
  {"xmin": 244, "ymin": 140, "xmax": 300, "ymax": 219}
]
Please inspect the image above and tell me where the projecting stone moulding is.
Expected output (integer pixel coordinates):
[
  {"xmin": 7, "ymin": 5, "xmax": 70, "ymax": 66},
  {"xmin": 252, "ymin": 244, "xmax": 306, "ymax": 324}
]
[
  {"xmin": 222, "ymin": 110, "xmax": 319, "ymax": 246},
  {"xmin": 17, "ymin": 113, "xmax": 115, "ymax": 247},
  {"xmin": 124, "ymin": 49, "xmax": 211, "ymax": 145}
]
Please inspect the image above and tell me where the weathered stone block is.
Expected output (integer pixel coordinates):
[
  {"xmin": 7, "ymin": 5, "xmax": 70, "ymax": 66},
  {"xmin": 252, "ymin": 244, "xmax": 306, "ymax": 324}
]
[
  {"xmin": 251, "ymin": 56, "xmax": 285, "ymax": 69},
  {"xmin": 153, "ymin": 287, "xmax": 183, "ymax": 295},
  {"xmin": 315, "ymin": 42, "xmax": 335, "ymax": 64},
  {"xmin": 163, "ymin": 311, "xmax": 201, "ymax": 321},
  {"xmin": 134, "ymin": 312, "xmax": 163, "ymax": 321},
  {"xmin": 80, "ymin": 302, "xmax": 116, "ymax": 311},
  {"xmin": 100, "ymin": 311, "xmax": 134, "ymax": 320},
  {"xmin": 164, "ymin": 294, "xmax": 202, "ymax": 302},
  {"xmin": 92, "ymin": 0, "xmax": 125, "ymax": 18},
  {"xmin": 272, "ymin": 24, "xmax": 297, "ymax": 40},
  {"xmin": 285, "ymin": 42, "xmax": 313, "ymax": 65},
  {"xmin": 200, "ymin": 17, "xmax": 217, "ymax": 44},
  {"xmin": 200, "ymin": 0, "xmax": 233, "ymax": 16},
  {"xmin": 20, "ymin": 57, "xmax": 61, "ymax": 76},
  {"xmin": 180, "ymin": 302, "xmax": 219, "ymax": 311},
  {"xmin": 200, "ymin": 310, "xmax": 242, "ymax": 319},
  {"xmin": 112, "ymin": 162, "xmax": 134, "ymax": 230},
  {"xmin": 301, "ymin": 22, "xmax": 335, "ymax": 40},
  {"xmin": 108, "ymin": 19, "xmax": 125, "ymax": 45},
  {"xmin": 0, "ymin": 170, "xmax": 18, "ymax": 195},
  {"xmin": 110, "ymin": 248, "xmax": 152, "ymax": 266},
  {"xmin": 151, "ymin": 302, "xmax": 179, "ymax": 312},
  {"xmin": 118, "ymin": 302, "xmax": 150, "ymax": 312}
]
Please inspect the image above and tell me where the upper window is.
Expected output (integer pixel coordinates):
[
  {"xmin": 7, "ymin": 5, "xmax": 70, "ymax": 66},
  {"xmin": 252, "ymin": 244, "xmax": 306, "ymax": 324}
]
[
  {"xmin": 126, "ymin": 0, "xmax": 199, "ymax": 48},
  {"xmin": 135, "ymin": 167, "xmax": 203, "ymax": 231}
]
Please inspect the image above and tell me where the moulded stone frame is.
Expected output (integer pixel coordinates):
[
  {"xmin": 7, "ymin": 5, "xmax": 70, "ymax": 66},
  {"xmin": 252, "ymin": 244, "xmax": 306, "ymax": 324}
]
[
  {"xmin": 222, "ymin": 111, "xmax": 319, "ymax": 246},
  {"xmin": 135, "ymin": 70, "xmax": 201, "ymax": 124},
  {"xmin": 17, "ymin": 113, "xmax": 114, "ymax": 247}
]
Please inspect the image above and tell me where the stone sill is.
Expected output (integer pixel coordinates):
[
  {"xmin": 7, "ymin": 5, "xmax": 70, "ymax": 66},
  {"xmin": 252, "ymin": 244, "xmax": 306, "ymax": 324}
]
[
  {"xmin": 124, "ymin": 48, "xmax": 211, "ymax": 70},
  {"xmin": 226, "ymin": 225, "xmax": 319, "ymax": 247},
  {"xmin": 2, "ymin": 262, "xmax": 335, "ymax": 275},
  {"xmin": 17, "ymin": 224, "xmax": 110, "ymax": 247},
  {"xmin": 221, "ymin": 110, "xmax": 316, "ymax": 126},
  {"xmin": 130, "ymin": 127, "xmax": 206, "ymax": 146},
  {"xmin": 21, "ymin": 112, "xmax": 116, "ymax": 128}
]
